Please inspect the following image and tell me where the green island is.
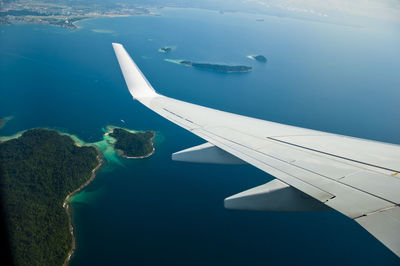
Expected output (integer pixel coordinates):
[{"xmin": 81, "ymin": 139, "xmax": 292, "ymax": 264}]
[
  {"xmin": 109, "ymin": 127, "xmax": 155, "ymax": 158},
  {"xmin": 165, "ymin": 59, "xmax": 252, "ymax": 73},
  {"xmin": 247, "ymin": 55, "xmax": 267, "ymax": 63},
  {"xmin": 0, "ymin": 129, "xmax": 101, "ymax": 266}
]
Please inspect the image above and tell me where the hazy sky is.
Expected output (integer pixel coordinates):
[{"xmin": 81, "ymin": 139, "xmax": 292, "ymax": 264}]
[{"xmin": 244, "ymin": 0, "xmax": 400, "ymax": 22}]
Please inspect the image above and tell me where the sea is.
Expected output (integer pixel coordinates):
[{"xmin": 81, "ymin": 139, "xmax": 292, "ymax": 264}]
[{"xmin": 1, "ymin": 7, "xmax": 400, "ymax": 266}]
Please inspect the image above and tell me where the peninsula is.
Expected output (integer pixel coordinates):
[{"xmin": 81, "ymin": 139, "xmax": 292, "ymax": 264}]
[
  {"xmin": 0, "ymin": 129, "xmax": 101, "ymax": 266},
  {"xmin": 165, "ymin": 59, "xmax": 252, "ymax": 73},
  {"xmin": 247, "ymin": 55, "xmax": 267, "ymax": 63},
  {"xmin": 0, "ymin": 125, "xmax": 156, "ymax": 265},
  {"xmin": 109, "ymin": 127, "xmax": 155, "ymax": 158}
]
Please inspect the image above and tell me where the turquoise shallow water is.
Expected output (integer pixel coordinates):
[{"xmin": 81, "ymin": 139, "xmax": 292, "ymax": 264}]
[{"xmin": 1, "ymin": 7, "xmax": 400, "ymax": 265}]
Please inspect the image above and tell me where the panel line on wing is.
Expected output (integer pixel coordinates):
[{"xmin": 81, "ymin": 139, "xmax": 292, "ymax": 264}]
[
  {"xmin": 193, "ymin": 128, "xmax": 335, "ymax": 202},
  {"xmin": 268, "ymin": 137, "xmax": 400, "ymax": 173},
  {"xmin": 156, "ymin": 102, "xmax": 398, "ymax": 209},
  {"xmin": 197, "ymin": 128, "xmax": 396, "ymax": 214},
  {"xmin": 206, "ymin": 128, "xmax": 399, "ymax": 205}
]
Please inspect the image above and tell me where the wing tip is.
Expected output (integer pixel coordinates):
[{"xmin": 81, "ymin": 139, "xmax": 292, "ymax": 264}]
[
  {"xmin": 112, "ymin": 43, "xmax": 159, "ymax": 100},
  {"xmin": 112, "ymin": 42, "xmax": 122, "ymax": 47},
  {"xmin": 112, "ymin": 42, "xmax": 124, "ymax": 53}
]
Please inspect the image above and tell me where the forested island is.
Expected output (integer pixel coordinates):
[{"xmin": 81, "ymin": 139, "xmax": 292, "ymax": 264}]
[
  {"xmin": 165, "ymin": 59, "xmax": 252, "ymax": 73},
  {"xmin": 109, "ymin": 128, "xmax": 155, "ymax": 158},
  {"xmin": 0, "ymin": 129, "xmax": 101, "ymax": 266}
]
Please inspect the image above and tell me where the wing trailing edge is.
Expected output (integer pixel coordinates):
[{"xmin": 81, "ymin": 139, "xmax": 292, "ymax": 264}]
[
  {"xmin": 356, "ymin": 206, "xmax": 400, "ymax": 257},
  {"xmin": 172, "ymin": 142, "xmax": 245, "ymax": 164}
]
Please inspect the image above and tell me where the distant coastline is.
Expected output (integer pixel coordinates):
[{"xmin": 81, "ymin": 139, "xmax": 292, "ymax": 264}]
[{"xmin": 0, "ymin": 1, "xmax": 159, "ymax": 29}]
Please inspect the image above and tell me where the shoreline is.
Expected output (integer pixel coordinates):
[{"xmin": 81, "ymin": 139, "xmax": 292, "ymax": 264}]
[
  {"xmin": 62, "ymin": 126, "xmax": 154, "ymax": 264},
  {"xmin": 71, "ymin": 14, "xmax": 132, "ymax": 29},
  {"xmin": 119, "ymin": 146, "xmax": 155, "ymax": 159},
  {"xmin": 0, "ymin": 10, "xmax": 160, "ymax": 30},
  {"xmin": 63, "ymin": 151, "xmax": 104, "ymax": 266}
]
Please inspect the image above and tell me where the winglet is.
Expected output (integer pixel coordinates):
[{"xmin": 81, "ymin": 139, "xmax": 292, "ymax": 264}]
[{"xmin": 112, "ymin": 43, "xmax": 158, "ymax": 99}]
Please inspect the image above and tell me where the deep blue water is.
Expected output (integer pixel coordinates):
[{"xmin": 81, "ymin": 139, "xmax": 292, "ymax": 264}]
[{"xmin": 1, "ymin": 7, "xmax": 400, "ymax": 265}]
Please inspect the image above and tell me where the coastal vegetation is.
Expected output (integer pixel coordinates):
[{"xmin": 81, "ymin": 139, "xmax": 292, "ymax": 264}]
[
  {"xmin": 0, "ymin": 129, "xmax": 99, "ymax": 266},
  {"xmin": 110, "ymin": 128, "xmax": 155, "ymax": 158}
]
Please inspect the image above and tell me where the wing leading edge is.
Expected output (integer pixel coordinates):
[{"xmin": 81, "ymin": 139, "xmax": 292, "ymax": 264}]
[{"xmin": 112, "ymin": 43, "xmax": 400, "ymax": 257}]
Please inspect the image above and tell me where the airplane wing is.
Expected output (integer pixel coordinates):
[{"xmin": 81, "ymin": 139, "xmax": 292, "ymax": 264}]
[{"xmin": 112, "ymin": 43, "xmax": 400, "ymax": 257}]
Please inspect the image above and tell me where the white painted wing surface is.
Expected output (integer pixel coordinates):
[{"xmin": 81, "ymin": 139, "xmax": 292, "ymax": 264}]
[{"xmin": 112, "ymin": 43, "xmax": 400, "ymax": 257}]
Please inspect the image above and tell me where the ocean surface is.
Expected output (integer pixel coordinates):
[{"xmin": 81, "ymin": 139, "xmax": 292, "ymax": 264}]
[{"xmin": 1, "ymin": 7, "xmax": 400, "ymax": 265}]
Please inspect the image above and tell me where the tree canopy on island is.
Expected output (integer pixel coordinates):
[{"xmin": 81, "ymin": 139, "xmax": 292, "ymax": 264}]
[
  {"xmin": 110, "ymin": 128, "xmax": 154, "ymax": 157},
  {"xmin": 0, "ymin": 129, "xmax": 99, "ymax": 266}
]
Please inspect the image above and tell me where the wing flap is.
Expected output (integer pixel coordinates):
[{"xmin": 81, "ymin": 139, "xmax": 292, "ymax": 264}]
[
  {"xmin": 356, "ymin": 206, "xmax": 400, "ymax": 257},
  {"xmin": 224, "ymin": 179, "xmax": 329, "ymax": 212},
  {"xmin": 193, "ymin": 127, "xmax": 394, "ymax": 218},
  {"xmin": 271, "ymin": 135, "xmax": 400, "ymax": 173},
  {"xmin": 341, "ymin": 171, "xmax": 400, "ymax": 204},
  {"xmin": 172, "ymin": 142, "xmax": 245, "ymax": 164}
]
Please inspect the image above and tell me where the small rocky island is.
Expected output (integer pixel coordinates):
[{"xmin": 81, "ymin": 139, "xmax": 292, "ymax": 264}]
[
  {"xmin": 247, "ymin": 55, "xmax": 267, "ymax": 63},
  {"xmin": 158, "ymin": 47, "xmax": 173, "ymax": 53},
  {"xmin": 0, "ymin": 129, "xmax": 101, "ymax": 266},
  {"xmin": 165, "ymin": 59, "xmax": 252, "ymax": 73},
  {"xmin": 109, "ymin": 128, "xmax": 155, "ymax": 158}
]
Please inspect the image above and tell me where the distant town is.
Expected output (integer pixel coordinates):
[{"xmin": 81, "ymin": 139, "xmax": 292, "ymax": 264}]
[{"xmin": 0, "ymin": 0, "xmax": 158, "ymax": 28}]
